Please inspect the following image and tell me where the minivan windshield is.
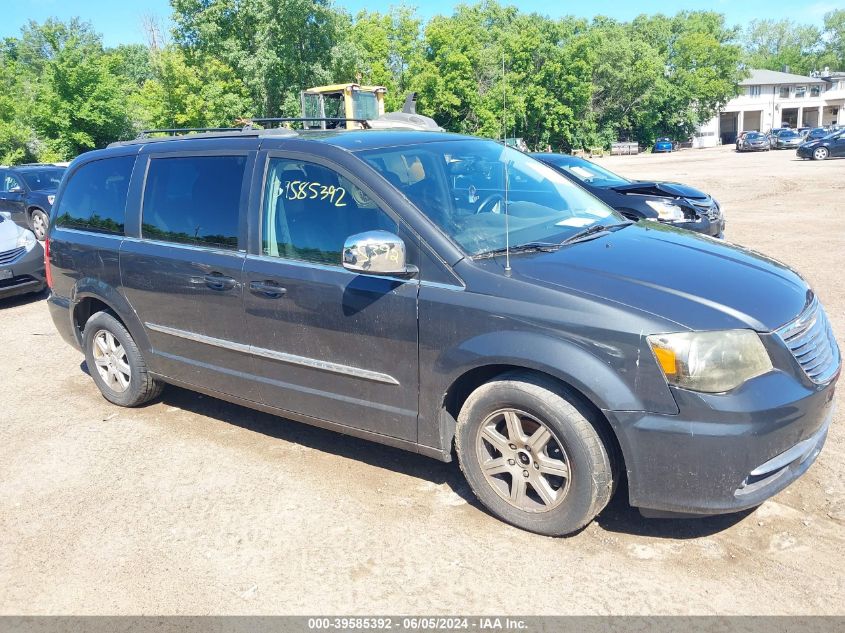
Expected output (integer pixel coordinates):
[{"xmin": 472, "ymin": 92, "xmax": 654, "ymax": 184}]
[
  {"xmin": 20, "ymin": 167, "xmax": 64, "ymax": 191},
  {"xmin": 357, "ymin": 140, "xmax": 623, "ymax": 255}
]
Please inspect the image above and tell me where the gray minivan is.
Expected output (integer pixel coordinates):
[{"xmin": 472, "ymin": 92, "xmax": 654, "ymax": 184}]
[{"xmin": 46, "ymin": 127, "xmax": 839, "ymax": 535}]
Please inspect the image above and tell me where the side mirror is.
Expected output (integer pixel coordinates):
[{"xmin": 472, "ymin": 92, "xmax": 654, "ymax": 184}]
[
  {"xmin": 8, "ymin": 186, "xmax": 24, "ymax": 194},
  {"xmin": 342, "ymin": 230, "xmax": 417, "ymax": 277}
]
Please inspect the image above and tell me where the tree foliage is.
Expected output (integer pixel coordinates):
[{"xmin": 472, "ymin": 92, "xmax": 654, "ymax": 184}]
[{"xmin": 0, "ymin": 2, "xmax": 841, "ymax": 164}]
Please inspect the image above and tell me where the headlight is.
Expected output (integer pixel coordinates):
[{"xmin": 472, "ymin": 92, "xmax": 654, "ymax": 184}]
[
  {"xmin": 47, "ymin": 195, "xmax": 55, "ymax": 205},
  {"xmin": 644, "ymin": 199, "xmax": 685, "ymax": 222},
  {"xmin": 16, "ymin": 228, "xmax": 37, "ymax": 250},
  {"xmin": 647, "ymin": 330, "xmax": 773, "ymax": 393}
]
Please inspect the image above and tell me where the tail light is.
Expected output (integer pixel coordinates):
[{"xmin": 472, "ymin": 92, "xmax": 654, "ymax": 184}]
[{"xmin": 44, "ymin": 237, "xmax": 53, "ymax": 289}]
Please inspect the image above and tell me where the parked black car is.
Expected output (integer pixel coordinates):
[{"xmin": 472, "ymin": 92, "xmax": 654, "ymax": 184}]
[
  {"xmin": 736, "ymin": 131, "xmax": 770, "ymax": 152},
  {"xmin": 805, "ymin": 127, "xmax": 832, "ymax": 143},
  {"xmin": 797, "ymin": 128, "xmax": 845, "ymax": 160},
  {"xmin": 530, "ymin": 153, "xmax": 724, "ymax": 237},
  {"xmin": 0, "ymin": 164, "xmax": 65, "ymax": 240},
  {"xmin": 46, "ymin": 128, "xmax": 839, "ymax": 536},
  {"xmin": 770, "ymin": 129, "xmax": 803, "ymax": 150},
  {"xmin": 0, "ymin": 211, "xmax": 45, "ymax": 300}
]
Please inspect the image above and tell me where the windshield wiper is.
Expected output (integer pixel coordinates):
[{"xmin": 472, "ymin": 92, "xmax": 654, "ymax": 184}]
[
  {"xmin": 561, "ymin": 220, "xmax": 633, "ymax": 245},
  {"xmin": 475, "ymin": 241, "xmax": 562, "ymax": 258}
]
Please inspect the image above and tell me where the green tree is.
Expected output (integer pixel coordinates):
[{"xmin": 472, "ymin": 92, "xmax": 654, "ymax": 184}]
[
  {"xmin": 131, "ymin": 47, "xmax": 252, "ymax": 130},
  {"xmin": 331, "ymin": 7, "xmax": 421, "ymax": 111},
  {"xmin": 589, "ymin": 12, "xmax": 744, "ymax": 147},
  {"xmin": 743, "ymin": 19, "xmax": 824, "ymax": 75},
  {"xmin": 822, "ymin": 10, "xmax": 845, "ymax": 69},
  {"xmin": 13, "ymin": 19, "xmax": 135, "ymax": 159},
  {"xmin": 171, "ymin": 0, "xmax": 344, "ymax": 116},
  {"xmin": 0, "ymin": 50, "xmax": 35, "ymax": 164}
]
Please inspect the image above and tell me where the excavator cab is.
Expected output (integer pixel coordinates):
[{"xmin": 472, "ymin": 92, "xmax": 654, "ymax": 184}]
[{"xmin": 300, "ymin": 84, "xmax": 387, "ymax": 130}]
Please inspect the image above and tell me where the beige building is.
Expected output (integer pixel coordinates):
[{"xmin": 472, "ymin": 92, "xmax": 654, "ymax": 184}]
[{"xmin": 694, "ymin": 68, "xmax": 845, "ymax": 147}]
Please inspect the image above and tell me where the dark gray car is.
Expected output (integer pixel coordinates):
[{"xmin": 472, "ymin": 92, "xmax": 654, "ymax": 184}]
[
  {"xmin": 737, "ymin": 131, "xmax": 770, "ymax": 152},
  {"xmin": 45, "ymin": 128, "xmax": 839, "ymax": 536},
  {"xmin": 0, "ymin": 164, "xmax": 65, "ymax": 240},
  {"xmin": 771, "ymin": 129, "xmax": 803, "ymax": 149}
]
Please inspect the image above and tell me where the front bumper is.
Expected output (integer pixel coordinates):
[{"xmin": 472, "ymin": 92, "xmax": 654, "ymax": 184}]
[
  {"xmin": 604, "ymin": 369, "xmax": 837, "ymax": 516},
  {"xmin": 0, "ymin": 242, "xmax": 45, "ymax": 300},
  {"xmin": 797, "ymin": 146, "xmax": 815, "ymax": 158},
  {"xmin": 672, "ymin": 215, "xmax": 724, "ymax": 238}
]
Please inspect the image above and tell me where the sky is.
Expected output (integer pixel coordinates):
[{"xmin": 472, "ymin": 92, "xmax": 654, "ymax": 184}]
[{"xmin": 0, "ymin": 0, "xmax": 839, "ymax": 47}]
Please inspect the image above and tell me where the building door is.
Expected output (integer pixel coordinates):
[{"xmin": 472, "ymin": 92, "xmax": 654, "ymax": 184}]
[{"xmin": 719, "ymin": 112, "xmax": 738, "ymax": 144}]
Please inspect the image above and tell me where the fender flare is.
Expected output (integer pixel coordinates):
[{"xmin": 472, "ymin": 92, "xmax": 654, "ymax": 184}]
[
  {"xmin": 69, "ymin": 279, "xmax": 152, "ymax": 354},
  {"xmin": 439, "ymin": 331, "xmax": 663, "ymax": 412},
  {"xmin": 428, "ymin": 330, "xmax": 678, "ymax": 459}
]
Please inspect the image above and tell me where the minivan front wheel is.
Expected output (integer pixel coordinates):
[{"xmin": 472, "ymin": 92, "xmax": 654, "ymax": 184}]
[
  {"xmin": 83, "ymin": 311, "xmax": 162, "ymax": 407},
  {"xmin": 30, "ymin": 208, "xmax": 49, "ymax": 241},
  {"xmin": 456, "ymin": 371, "xmax": 615, "ymax": 536}
]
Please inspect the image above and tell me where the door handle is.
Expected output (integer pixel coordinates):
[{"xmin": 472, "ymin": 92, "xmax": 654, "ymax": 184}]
[
  {"xmin": 249, "ymin": 280, "xmax": 287, "ymax": 298},
  {"xmin": 204, "ymin": 273, "xmax": 237, "ymax": 291}
]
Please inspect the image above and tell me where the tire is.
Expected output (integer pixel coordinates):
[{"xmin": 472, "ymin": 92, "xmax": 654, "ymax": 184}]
[
  {"xmin": 813, "ymin": 147, "xmax": 829, "ymax": 160},
  {"xmin": 455, "ymin": 371, "xmax": 615, "ymax": 536},
  {"xmin": 83, "ymin": 311, "xmax": 163, "ymax": 407},
  {"xmin": 29, "ymin": 208, "xmax": 49, "ymax": 241}
]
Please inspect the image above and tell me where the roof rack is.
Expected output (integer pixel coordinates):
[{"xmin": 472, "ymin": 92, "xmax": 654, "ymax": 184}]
[
  {"xmin": 243, "ymin": 117, "xmax": 372, "ymax": 130},
  {"xmin": 134, "ymin": 117, "xmax": 371, "ymax": 139},
  {"xmin": 138, "ymin": 127, "xmax": 242, "ymax": 138}
]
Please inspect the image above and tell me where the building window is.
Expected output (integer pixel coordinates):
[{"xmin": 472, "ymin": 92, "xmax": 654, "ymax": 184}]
[
  {"xmin": 749, "ymin": 85, "xmax": 761, "ymax": 97},
  {"xmin": 795, "ymin": 86, "xmax": 806, "ymax": 98},
  {"xmin": 811, "ymin": 85, "xmax": 821, "ymax": 97},
  {"xmin": 779, "ymin": 86, "xmax": 790, "ymax": 98}
]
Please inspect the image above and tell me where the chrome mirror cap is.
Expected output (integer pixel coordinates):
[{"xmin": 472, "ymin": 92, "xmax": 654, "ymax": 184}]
[{"xmin": 342, "ymin": 230, "xmax": 412, "ymax": 276}]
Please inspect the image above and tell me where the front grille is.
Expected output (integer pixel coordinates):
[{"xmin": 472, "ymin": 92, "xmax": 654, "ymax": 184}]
[
  {"xmin": 691, "ymin": 200, "xmax": 721, "ymax": 221},
  {"xmin": 777, "ymin": 298, "xmax": 841, "ymax": 384},
  {"xmin": 0, "ymin": 246, "xmax": 26, "ymax": 265}
]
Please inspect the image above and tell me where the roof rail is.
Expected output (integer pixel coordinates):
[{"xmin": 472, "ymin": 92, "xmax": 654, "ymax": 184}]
[
  {"xmin": 244, "ymin": 117, "xmax": 372, "ymax": 130},
  {"xmin": 138, "ymin": 127, "xmax": 243, "ymax": 138}
]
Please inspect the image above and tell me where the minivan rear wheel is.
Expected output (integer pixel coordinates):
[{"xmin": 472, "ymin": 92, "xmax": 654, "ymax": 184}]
[
  {"xmin": 83, "ymin": 311, "xmax": 163, "ymax": 407},
  {"xmin": 455, "ymin": 371, "xmax": 615, "ymax": 536}
]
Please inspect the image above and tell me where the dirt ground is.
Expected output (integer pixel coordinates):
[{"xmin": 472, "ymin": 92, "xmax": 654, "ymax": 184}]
[{"xmin": 0, "ymin": 145, "xmax": 843, "ymax": 616}]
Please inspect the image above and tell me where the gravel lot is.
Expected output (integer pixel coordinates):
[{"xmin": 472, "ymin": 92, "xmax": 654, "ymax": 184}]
[{"xmin": 1, "ymin": 145, "xmax": 843, "ymax": 615}]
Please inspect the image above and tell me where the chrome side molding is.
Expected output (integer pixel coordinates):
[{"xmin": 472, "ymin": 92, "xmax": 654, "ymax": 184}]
[{"xmin": 145, "ymin": 322, "xmax": 400, "ymax": 386}]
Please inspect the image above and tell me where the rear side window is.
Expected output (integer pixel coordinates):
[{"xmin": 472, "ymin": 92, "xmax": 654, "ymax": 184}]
[
  {"xmin": 141, "ymin": 155, "xmax": 246, "ymax": 250},
  {"xmin": 55, "ymin": 156, "xmax": 135, "ymax": 234}
]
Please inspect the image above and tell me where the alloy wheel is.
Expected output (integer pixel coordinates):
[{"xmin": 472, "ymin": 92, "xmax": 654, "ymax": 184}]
[
  {"xmin": 31, "ymin": 211, "xmax": 48, "ymax": 241},
  {"xmin": 475, "ymin": 408, "xmax": 571, "ymax": 513},
  {"xmin": 813, "ymin": 147, "xmax": 829, "ymax": 160},
  {"xmin": 92, "ymin": 329, "xmax": 131, "ymax": 392}
]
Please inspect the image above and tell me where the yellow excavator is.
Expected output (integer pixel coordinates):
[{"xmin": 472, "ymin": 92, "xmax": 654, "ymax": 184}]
[{"xmin": 300, "ymin": 83, "xmax": 440, "ymax": 131}]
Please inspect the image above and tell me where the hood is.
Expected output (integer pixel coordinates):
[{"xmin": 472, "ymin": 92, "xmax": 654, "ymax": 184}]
[
  {"xmin": 505, "ymin": 223, "xmax": 810, "ymax": 332},
  {"xmin": 610, "ymin": 181, "xmax": 709, "ymax": 200},
  {"xmin": 0, "ymin": 218, "xmax": 23, "ymax": 252}
]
